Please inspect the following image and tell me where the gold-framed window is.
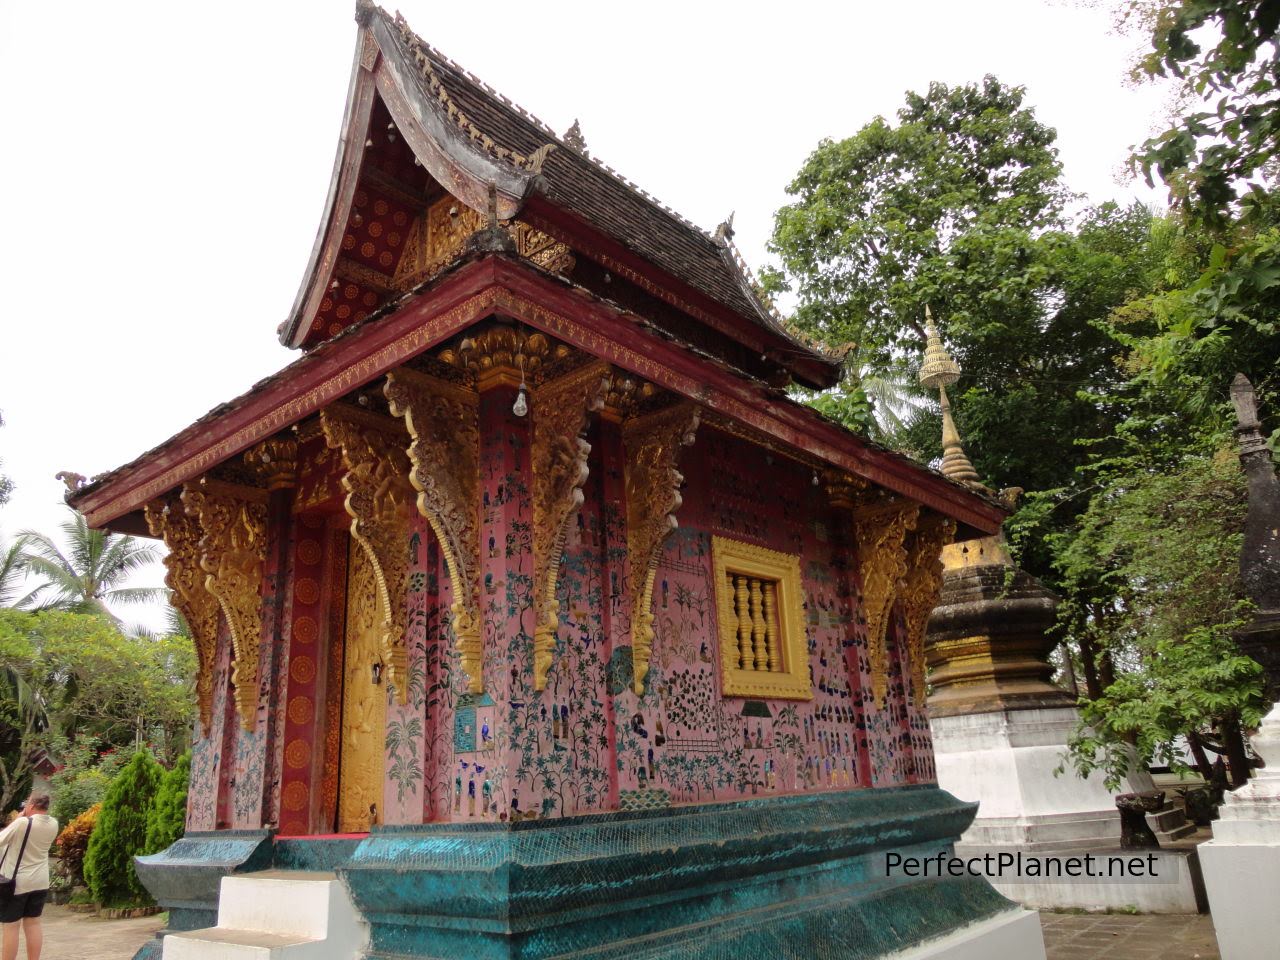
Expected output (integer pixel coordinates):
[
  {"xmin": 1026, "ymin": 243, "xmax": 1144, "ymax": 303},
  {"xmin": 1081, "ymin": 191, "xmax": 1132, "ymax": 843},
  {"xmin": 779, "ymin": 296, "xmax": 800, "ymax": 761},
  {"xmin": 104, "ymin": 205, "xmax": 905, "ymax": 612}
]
[{"xmin": 711, "ymin": 536, "xmax": 812, "ymax": 700}]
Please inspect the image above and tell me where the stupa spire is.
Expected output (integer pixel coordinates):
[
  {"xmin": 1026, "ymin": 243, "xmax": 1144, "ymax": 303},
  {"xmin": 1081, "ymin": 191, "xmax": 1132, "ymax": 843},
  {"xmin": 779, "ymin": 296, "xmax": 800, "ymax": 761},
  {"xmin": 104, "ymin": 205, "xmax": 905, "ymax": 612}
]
[{"xmin": 918, "ymin": 307, "xmax": 981, "ymax": 486}]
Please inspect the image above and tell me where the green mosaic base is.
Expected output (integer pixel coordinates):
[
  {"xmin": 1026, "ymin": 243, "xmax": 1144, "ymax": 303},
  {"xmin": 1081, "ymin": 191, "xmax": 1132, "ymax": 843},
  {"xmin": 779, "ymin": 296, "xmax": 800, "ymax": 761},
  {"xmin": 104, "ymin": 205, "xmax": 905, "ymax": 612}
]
[{"xmin": 341, "ymin": 785, "xmax": 1009, "ymax": 959}]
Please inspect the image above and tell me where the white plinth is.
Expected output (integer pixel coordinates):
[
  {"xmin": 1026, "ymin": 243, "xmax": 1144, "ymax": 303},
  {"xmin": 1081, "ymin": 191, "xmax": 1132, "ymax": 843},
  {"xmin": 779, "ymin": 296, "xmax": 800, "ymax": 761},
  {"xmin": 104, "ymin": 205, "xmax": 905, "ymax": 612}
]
[
  {"xmin": 163, "ymin": 871, "xmax": 368, "ymax": 960},
  {"xmin": 887, "ymin": 908, "xmax": 1046, "ymax": 960},
  {"xmin": 931, "ymin": 707, "xmax": 1123, "ymax": 850},
  {"xmin": 1201, "ymin": 699, "xmax": 1280, "ymax": 960}
]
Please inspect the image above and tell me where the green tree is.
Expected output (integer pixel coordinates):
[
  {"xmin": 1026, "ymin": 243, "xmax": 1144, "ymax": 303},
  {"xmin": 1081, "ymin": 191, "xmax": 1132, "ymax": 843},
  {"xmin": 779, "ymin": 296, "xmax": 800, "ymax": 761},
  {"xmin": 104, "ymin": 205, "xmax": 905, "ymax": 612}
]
[
  {"xmin": 0, "ymin": 610, "xmax": 195, "ymax": 813},
  {"xmin": 768, "ymin": 75, "xmax": 1067, "ymax": 379},
  {"xmin": 1054, "ymin": 445, "xmax": 1264, "ymax": 785},
  {"xmin": 1137, "ymin": 0, "xmax": 1280, "ymax": 227},
  {"xmin": 767, "ymin": 78, "xmax": 1168, "ymax": 581},
  {"xmin": 49, "ymin": 738, "xmax": 127, "ymax": 824},
  {"xmin": 20, "ymin": 510, "xmax": 164, "ymax": 619},
  {"xmin": 83, "ymin": 750, "xmax": 162, "ymax": 907},
  {"xmin": 144, "ymin": 751, "xmax": 190, "ymax": 855}
]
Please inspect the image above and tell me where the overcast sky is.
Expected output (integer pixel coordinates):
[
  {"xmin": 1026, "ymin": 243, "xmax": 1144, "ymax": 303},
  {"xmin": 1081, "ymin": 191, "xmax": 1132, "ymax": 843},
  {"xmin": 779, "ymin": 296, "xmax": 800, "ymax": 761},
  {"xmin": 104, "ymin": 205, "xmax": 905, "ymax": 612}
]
[{"xmin": 0, "ymin": 0, "xmax": 1168, "ymax": 625}]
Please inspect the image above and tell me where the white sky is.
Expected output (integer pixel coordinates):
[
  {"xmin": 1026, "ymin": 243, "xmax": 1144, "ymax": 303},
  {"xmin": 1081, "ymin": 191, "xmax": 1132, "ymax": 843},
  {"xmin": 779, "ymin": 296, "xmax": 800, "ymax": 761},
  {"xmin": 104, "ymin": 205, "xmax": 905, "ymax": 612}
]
[{"xmin": 0, "ymin": 0, "xmax": 1168, "ymax": 626}]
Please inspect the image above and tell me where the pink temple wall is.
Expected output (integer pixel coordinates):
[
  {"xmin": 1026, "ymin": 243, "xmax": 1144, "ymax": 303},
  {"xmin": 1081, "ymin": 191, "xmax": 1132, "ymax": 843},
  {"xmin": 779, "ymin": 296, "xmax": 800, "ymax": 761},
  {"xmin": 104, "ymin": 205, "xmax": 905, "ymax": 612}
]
[{"xmin": 190, "ymin": 400, "xmax": 932, "ymax": 833}]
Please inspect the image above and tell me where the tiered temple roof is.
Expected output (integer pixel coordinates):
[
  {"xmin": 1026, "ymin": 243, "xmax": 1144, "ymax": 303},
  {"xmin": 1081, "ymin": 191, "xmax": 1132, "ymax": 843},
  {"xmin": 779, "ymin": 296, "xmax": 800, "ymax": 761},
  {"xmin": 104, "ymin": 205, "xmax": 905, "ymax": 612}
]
[{"xmin": 67, "ymin": 2, "xmax": 1005, "ymax": 543}]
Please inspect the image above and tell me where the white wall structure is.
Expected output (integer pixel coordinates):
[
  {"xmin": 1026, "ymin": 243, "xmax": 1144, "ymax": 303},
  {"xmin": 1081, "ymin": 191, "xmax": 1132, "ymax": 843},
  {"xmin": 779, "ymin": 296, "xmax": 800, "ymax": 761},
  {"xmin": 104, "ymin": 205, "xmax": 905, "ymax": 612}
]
[{"xmin": 1200, "ymin": 701, "xmax": 1280, "ymax": 959}]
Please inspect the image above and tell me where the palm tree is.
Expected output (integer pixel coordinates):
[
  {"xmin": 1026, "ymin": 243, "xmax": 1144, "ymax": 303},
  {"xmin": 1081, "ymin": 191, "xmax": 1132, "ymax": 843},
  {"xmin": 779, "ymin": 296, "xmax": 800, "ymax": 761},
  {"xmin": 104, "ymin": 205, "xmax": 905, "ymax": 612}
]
[
  {"xmin": 0, "ymin": 537, "xmax": 38, "ymax": 608},
  {"xmin": 19, "ymin": 510, "xmax": 165, "ymax": 619}
]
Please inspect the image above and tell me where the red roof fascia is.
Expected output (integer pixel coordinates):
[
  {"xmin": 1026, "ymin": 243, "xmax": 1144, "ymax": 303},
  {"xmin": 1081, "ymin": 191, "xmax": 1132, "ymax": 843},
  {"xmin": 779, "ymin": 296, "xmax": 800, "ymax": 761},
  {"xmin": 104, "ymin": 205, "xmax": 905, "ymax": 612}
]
[
  {"xmin": 521, "ymin": 195, "xmax": 839, "ymax": 391},
  {"xmin": 73, "ymin": 255, "xmax": 1002, "ymax": 536},
  {"xmin": 485, "ymin": 260, "xmax": 1005, "ymax": 535}
]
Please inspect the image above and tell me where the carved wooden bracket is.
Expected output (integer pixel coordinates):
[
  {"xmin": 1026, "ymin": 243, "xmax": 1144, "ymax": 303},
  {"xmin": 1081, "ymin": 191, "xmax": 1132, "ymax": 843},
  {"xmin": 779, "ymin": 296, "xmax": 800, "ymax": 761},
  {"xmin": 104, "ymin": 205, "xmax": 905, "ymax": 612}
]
[
  {"xmin": 851, "ymin": 495, "xmax": 920, "ymax": 705},
  {"xmin": 244, "ymin": 437, "xmax": 299, "ymax": 492},
  {"xmin": 899, "ymin": 513, "xmax": 957, "ymax": 708},
  {"xmin": 531, "ymin": 361, "xmax": 611, "ymax": 690},
  {"xmin": 320, "ymin": 403, "xmax": 416, "ymax": 704},
  {"xmin": 623, "ymin": 402, "xmax": 700, "ymax": 694},
  {"xmin": 383, "ymin": 367, "xmax": 484, "ymax": 694},
  {"xmin": 145, "ymin": 495, "xmax": 222, "ymax": 734},
  {"xmin": 181, "ymin": 479, "xmax": 269, "ymax": 731}
]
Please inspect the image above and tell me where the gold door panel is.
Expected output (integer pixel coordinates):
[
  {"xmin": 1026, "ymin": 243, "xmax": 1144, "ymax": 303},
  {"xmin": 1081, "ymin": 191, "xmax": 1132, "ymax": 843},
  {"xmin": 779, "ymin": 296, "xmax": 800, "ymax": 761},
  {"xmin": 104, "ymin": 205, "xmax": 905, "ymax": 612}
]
[{"xmin": 338, "ymin": 540, "xmax": 387, "ymax": 832}]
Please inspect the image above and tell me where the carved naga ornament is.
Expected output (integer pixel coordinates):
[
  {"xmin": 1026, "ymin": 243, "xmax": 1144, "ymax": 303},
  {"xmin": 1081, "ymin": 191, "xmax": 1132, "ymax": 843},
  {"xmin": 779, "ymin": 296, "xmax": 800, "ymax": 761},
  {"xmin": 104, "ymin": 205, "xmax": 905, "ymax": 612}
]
[
  {"xmin": 531, "ymin": 361, "xmax": 611, "ymax": 690},
  {"xmin": 181, "ymin": 480, "xmax": 269, "ymax": 731},
  {"xmin": 320, "ymin": 403, "xmax": 416, "ymax": 704},
  {"xmin": 383, "ymin": 367, "xmax": 485, "ymax": 694},
  {"xmin": 623, "ymin": 403, "xmax": 700, "ymax": 694},
  {"xmin": 899, "ymin": 513, "xmax": 956, "ymax": 707},
  {"xmin": 145, "ymin": 495, "xmax": 221, "ymax": 733},
  {"xmin": 850, "ymin": 492, "xmax": 920, "ymax": 705}
]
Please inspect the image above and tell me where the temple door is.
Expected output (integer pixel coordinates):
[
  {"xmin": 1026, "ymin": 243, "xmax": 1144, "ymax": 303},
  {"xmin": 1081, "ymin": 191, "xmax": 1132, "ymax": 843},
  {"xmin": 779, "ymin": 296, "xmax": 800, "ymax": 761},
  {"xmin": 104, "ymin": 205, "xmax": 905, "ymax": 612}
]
[{"xmin": 337, "ymin": 539, "xmax": 387, "ymax": 832}]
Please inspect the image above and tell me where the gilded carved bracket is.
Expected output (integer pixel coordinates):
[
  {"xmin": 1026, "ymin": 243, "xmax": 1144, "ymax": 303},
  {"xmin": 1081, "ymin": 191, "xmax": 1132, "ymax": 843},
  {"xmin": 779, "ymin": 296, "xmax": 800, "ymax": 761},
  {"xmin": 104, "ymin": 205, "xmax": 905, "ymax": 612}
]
[
  {"xmin": 320, "ymin": 403, "xmax": 416, "ymax": 704},
  {"xmin": 145, "ymin": 495, "xmax": 221, "ymax": 734},
  {"xmin": 383, "ymin": 367, "xmax": 484, "ymax": 694},
  {"xmin": 848, "ymin": 490, "xmax": 920, "ymax": 705},
  {"xmin": 181, "ymin": 479, "xmax": 269, "ymax": 731},
  {"xmin": 623, "ymin": 402, "xmax": 700, "ymax": 695},
  {"xmin": 531, "ymin": 361, "xmax": 611, "ymax": 690},
  {"xmin": 899, "ymin": 512, "xmax": 957, "ymax": 708}
]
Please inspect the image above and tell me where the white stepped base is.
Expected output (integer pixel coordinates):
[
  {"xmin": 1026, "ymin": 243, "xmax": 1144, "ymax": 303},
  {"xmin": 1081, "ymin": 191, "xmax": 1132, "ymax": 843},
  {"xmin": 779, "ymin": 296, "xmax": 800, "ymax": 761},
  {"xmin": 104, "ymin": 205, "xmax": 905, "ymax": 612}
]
[
  {"xmin": 932, "ymin": 707, "xmax": 1190, "ymax": 850},
  {"xmin": 163, "ymin": 871, "xmax": 368, "ymax": 960},
  {"xmin": 887, "ymin": 908, "xmax": 1046, "ymax": 960}
]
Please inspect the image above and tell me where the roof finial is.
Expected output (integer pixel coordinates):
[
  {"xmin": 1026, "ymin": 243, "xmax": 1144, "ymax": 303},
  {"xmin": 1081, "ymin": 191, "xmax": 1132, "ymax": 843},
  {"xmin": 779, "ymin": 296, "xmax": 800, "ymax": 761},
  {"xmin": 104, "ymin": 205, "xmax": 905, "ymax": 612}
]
[
  {"xmin": 714, "ymin": 211, "xmax": 736, "ymax": 244},
  {"xmin": 563, "ymin": 119, "xmax": 587, "ymax": 153},
  {"xmin": 354, "ymin": 0, "xmax": 378, "ymax": 26},
  {"xmin": 918, "ymin": 306, "xmax": 981, "ymax": 486}
]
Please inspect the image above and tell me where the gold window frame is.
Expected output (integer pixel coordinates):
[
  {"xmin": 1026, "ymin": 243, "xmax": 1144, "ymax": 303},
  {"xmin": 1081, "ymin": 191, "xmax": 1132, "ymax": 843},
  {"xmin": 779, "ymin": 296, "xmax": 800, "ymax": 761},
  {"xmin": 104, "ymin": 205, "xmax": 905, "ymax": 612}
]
[{"xmin": 712, "ymin": 536, "xmax": 813, "ymax": 700}]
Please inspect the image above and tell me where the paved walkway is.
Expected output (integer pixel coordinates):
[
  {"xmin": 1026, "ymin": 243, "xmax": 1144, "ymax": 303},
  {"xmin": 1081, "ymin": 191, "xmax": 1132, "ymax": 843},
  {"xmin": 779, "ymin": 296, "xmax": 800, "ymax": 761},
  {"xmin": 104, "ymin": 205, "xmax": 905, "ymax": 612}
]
[
  {"xmin": 40, "ymin": 905, "xmax": 163, "ymax": 960},
  {"xmin": 1042, "ymin": 911, "xmax": 1221, "ymax": 959},
  {"xmin": 38, "ymin": 902, "xmax": 1226, "ymax": 959}
]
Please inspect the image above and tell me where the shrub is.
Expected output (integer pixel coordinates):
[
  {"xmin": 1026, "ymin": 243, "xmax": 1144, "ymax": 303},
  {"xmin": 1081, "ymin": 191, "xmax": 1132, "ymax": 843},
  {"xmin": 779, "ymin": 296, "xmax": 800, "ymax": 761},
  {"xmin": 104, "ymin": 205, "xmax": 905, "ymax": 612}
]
[
  {"xmin": 50, "ymin": 740, "xmax": 126, "ymax": 824},
  {"xmin": 83, "ymin": 751, "xmax": 162, "ymax": 907},
  {"xmin": 53, "ymin": 803, "xmax": 100, "ymax": 887},
  {"xmin": 144, "ymin": 752, "xmax": 189, "ymax": 854}
]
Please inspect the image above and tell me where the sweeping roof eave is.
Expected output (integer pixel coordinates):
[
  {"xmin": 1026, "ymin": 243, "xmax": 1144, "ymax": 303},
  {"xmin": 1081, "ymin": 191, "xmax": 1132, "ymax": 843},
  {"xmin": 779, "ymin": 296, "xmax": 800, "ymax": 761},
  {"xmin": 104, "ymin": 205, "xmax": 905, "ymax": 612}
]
[
  {"xmin": 280, "ymin": 3, "xmax": 841, "ymax": 391},
  {"xmin": 68, "ymin": 254, "xmax": 1007, "ymax": 539}
]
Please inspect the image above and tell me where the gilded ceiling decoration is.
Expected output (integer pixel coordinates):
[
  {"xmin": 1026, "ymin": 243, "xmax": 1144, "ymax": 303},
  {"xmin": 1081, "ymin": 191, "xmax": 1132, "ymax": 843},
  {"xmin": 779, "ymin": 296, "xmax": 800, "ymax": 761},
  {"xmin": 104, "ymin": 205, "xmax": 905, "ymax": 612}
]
[{"xmin": 392, "ymin": 195, "xmax": 573, "ymax": 292}]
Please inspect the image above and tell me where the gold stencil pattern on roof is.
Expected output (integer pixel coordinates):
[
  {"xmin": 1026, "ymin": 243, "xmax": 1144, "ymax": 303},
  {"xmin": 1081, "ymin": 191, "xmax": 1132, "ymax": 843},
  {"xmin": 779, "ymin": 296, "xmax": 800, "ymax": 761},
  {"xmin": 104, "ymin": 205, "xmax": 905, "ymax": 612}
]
[{"xmin": 392, "ymin": 196, "xmax": 574, "ymax": 291}]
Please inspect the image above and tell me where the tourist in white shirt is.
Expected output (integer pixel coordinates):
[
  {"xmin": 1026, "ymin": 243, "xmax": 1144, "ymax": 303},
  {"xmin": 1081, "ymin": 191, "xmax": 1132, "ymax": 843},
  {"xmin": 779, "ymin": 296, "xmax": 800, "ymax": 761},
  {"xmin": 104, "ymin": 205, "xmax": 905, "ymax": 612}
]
[{"xmin": 0, "ymin": 795, "xmax": 58, "ymax": 960}]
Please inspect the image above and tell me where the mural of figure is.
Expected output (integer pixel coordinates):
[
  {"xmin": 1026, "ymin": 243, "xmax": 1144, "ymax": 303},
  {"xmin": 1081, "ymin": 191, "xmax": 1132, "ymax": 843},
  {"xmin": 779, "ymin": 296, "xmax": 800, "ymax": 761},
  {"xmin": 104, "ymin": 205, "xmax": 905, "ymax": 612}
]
[
  {"xmin": 482, "ymin": 779, "xmax": 492, "ymax": 815},
  {"xmin": 454, "ymin": 775, "xmax": 462, "ymax": 813},
  {"xmin": 468, "ymin": 778, "xmax": 476, "ymax": 817}
]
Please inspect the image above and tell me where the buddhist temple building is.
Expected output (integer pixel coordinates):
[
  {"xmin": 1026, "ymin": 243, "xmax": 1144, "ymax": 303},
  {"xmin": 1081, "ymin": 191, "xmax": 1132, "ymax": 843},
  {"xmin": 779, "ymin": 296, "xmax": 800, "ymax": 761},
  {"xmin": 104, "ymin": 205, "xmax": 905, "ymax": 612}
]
[{"xmin": 67, "ymin": 5, "xmax": 1045, "ymax": 957}]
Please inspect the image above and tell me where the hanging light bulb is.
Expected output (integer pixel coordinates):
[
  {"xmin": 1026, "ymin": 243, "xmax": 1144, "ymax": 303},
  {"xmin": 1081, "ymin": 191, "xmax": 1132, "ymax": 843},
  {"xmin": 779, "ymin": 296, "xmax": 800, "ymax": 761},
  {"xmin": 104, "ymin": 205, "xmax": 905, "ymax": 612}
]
[{"xmin": 512, "ymin": 350, "xmax": 528, "ymax": 417}]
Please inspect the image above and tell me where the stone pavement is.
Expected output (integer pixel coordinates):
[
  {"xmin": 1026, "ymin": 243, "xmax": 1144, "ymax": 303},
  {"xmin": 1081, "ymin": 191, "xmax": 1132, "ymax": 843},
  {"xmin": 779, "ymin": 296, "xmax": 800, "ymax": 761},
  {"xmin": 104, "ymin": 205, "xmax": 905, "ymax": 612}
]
[
  {"xmin": 38, "ymin": 902, "xmax": 1226, "ymax": 959},
  {"xmin": 1042, "ymin": 911, "xmax": 1221, "ymax": 959},
  {"xmin": 40, "ymin": 904, "xmax": 164, "ymax": 960}
]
